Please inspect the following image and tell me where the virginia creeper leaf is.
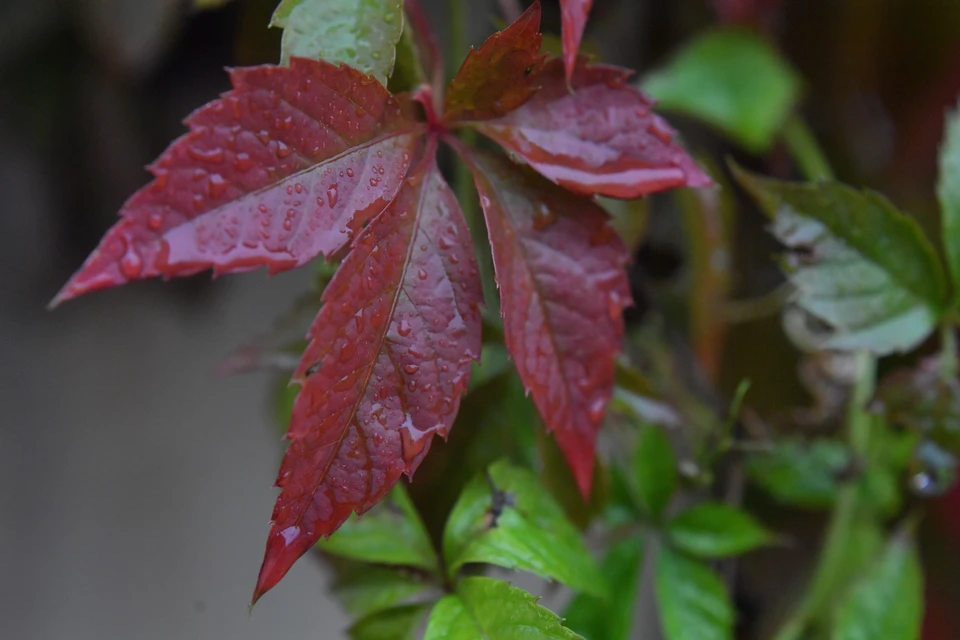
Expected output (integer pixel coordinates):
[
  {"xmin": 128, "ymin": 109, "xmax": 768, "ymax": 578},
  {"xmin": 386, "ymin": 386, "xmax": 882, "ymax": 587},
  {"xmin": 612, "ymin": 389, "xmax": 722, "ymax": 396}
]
[
  {"xmin": 317, "ymin": 483, "xmax": 437, "ymax": 570},
  {"xmin": 53, "ymin": 59, "xmax": 420, "ymax": 305},
  {"xmin": 442, "ymin": 460, "xmax": 606, "ymax": 597},
  {"xmin": 938, "ymin": 102, "xmax": 960, "ymax": 302},
  {"xmin": 831, "ymin": 528, "xmax": 923, "ymax": 640},
  {"xmin": 643, "ymin": 29, "xmax": 800, "ymax": 152},
  {"xmin": 462, "ymin": 149, "xmax": 631, "ymax": 495},
  {"xmin": 564, "ymin": 536, "xmax": 645, "ymax": 640},
  {"xmin": 655, "ymin": 547, "xmax": 735, "ymax": 640},
  {"xmin": 424, "ymin": 577, "xmax": 583, "ymax": 640},
  {"xmin": 473, "ymin": 59, "xmax": 712, "ymax": 198},
  {"xmin": 745, "ymin": 438, "xmax": 851, "ymax": 508},
  {"xmin": 666, "ymin": 502, "xmax": 773, "ymax": 558},
  {"xmin": 631, "ymin": 423, "xmax": 678, "ymax": 520},
  {"xmin": 349, "ymin": 603, "xmax": 431, "ymax": 640},
  {"xmin": 253, "ymin": 148, "xmax": 483, "ymax": 603},
  {"xmin": 271, "ymin": 0, "xmax": 404, "ymax": 84},
  {"xmin": 443, "ymin": 2, "xmax": 545, "ymax": 123},
  {"xmin": 733, "ymin": 164, "xmax": 947, "ymax": 354},
  {"xmin": 560, "ymin": 0, "xmax": 593, "ymax": 84},
  {"xmin": 331, "ymin": 562, "xmax": 432, "ymax": 618}
]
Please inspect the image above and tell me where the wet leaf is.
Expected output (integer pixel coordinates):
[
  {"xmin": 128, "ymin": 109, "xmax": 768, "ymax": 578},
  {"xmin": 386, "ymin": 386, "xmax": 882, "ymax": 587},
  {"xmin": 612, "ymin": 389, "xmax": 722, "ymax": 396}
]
[
  {"xmin": 938, "ymin": 102, "xmax": 960, "ymax": 301},
  {"xmin": 746, "ymin": 438, "xmax": 851, "ymax": 508},
  {"xmin": 733, "ymin": 164, "xmax": 946, "ymax": 354},
  {"xmin": 462, "ymin": 149, "xmax": 631, "ymax": 495},
  {"xmin": 443, "ymin": 3, "xmax": 544, "ymax": 123},
  {"xmin": 666, "ymin": 502, "xmax": 773, "ymax": 558},
  {"xmin": 655, "ymin": 547, "xmax": 735, "ymax": 640},
  {"xmin": 253, "ymin": 150, "xmax": 483, "ymax": 602},
  {"xmin": 564, "ymin": 536, "xmax": 645, "ymax": 640},
  {"xmin": 349, "ymin": 604, "xmax": 431, "ymax": 640},
  {"xmin": 331, "ymin": 562, "xmax": 432, "ymax": 617},
  {"xmin": 643, "ymin": 28, "xmax": 799, "ymax": 152},
  {"xmin": 424, "ymin": 577, "xmax": 582, "ymax": 640},
  {"xmin": 53, "ymin": 59, "xmax": 421, "ymax": 305},
  {"xmin": 442, "ymin": 460, "xmax": 606, "ymax": 597},
  {"xmin": 271, "ymin": 0, "xmax": 404, "ymax": 83},
  {"xmin": 317, "ymin": 484, "xmax": 437, "ymax": 571},
  {"xmin": 831, "ymin": 529, "xmax": 923, "ymax": 640},
  {"xmin": 631, "ymin": 424, "xmax": 678, "ymax": 520},
  {"xmin": 473, "ymin": 59, "xmax": 712, "ymax": 198},
  {"xmin": 559, "ymin": 0, "xmax": 593, "ymax": 84}
]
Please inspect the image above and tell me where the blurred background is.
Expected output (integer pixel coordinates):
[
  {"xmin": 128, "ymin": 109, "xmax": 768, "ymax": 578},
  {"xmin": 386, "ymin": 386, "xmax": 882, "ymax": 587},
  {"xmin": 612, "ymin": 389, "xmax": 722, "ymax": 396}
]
[{"xmin": 4, "ymin": 0, "xmax": 960, "ymax": 638}]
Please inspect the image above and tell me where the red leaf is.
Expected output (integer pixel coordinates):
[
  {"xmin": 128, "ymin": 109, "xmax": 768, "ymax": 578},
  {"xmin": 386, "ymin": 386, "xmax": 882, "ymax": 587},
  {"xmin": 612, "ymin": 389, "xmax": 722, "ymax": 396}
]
[
  {"xmin": 560, "ymin": 0, "xmax": 593, "ymax": 84},
  {"xmin": 443, "ymin": 2, "xmax": 544, "ymax": 123},
  {"xmin": 472, "ymin": 59, "xmax": 712, "ymax": 198},
  {"xmin": 460, "ymin": 147, "xmax": 631, "ymax": 496},
  {"xmin": 253, "ymin": 143, "xmax": 483, "ymax": 602},
  {"xmin": 53, "ymin": 58, "xmax": 421, "ymax": 305}
]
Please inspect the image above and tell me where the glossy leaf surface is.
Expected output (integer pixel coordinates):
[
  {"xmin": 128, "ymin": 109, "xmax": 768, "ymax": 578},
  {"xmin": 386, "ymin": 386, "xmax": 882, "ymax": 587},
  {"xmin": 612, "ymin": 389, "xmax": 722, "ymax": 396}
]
[
  {"xmin": 442, "ymin": 460, "xmax": 605, "ymax": 596},
  {"xmin": 271, "ymin": 0, "xmax": 404, "ymax": 83},
  {"xmin": 473, "ymin": 59, "xmax": 711, "ymax": 198},
  {"xmin": 53, "ymin": 59, "xmax": 420, "ymax": 305},
  {"xmin": 560, "ymin": 0, "xmax": 593, "ymax": 83},
  {"xmin": 424, "ymin": 577, "xmax": 583, "ymax": 640},
  {"xmin": 464, "ymin": 149, "xmax": 631, "ymax": 495},
  {"xmin": 254, "ymin": 152, "xmax": 483, "ymax": 602},
  {"xmin": 443, "ymin": 3, "xmax": 544, "ymax": 123},
  {"xmin": 938, "ymin": 102, "xmax": 960, "ymax": 302},
  {"xmin": 666, "ymin": 502, "xmax": 773, "ymax": 558},
  {"xmin": 655, "ymin": 547, "xmax": 735, "ymax": 640},
  {"xmin": 734, "ymin": 164, "xmax": 946, "ymax": 354},
  {"xmin": 643, "ymin": 29, "xmax": 800, "ymax": 152}
]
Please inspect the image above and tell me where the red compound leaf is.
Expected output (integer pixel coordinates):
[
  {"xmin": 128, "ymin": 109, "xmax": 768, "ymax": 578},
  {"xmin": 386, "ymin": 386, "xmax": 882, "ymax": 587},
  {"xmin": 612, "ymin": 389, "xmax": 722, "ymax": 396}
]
[
  {"xmin": 53, "ymin": 58, "xmax": 421, "ymax": 305},
  {"xmin": 253, "ymin": 141, "xmax": 483, "ymax": 603},
  {"xmin": 471, "ymin": 59, "xmax": 712, "ymax": 199},
  {"xmin": 442, "ymin": 1, "xmax": 545, "ymax": 123},
  {"xmin": 459, "ymin": 146, "xmax": 631, "ymax": 496},
  {"xmin": 560, "ymin": 0, "xmax": 593, "ymax": 84}
]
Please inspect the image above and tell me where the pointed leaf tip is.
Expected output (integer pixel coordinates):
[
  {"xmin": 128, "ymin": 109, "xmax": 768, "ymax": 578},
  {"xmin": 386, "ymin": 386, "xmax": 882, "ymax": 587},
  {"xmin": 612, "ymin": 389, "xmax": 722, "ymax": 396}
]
[{"xmin": 560, "ymin": 0, "xmax": 593, "ymax": 84}]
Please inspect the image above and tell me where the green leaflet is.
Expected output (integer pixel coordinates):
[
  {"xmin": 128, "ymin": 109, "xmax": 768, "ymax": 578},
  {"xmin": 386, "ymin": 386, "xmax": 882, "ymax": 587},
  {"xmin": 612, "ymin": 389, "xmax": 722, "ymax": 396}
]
[
  {"xmin": 831, "ymin": 529, "xmax": 923, "ymax": 640},
  {"xmin": 746, "ymin": 438, "xmax": 851, "ymax": 508},
  {"xmin": 564, "ymin": 536, "xmax": 645, "ymax": 640},
  {"xmin": 317, "ymin": 484, "xmax": 438, "ymax": 572},
  {"xmin": 631, "ymin": 424, "xmax": 678, "ymax": 520},
  {"xmin": 655, "ymin": 547, "xmax": 735, "ymax": 640},
  {"xmin": 271, "ymin": 0, "xmax": 404, "ymax": 84},
  {"xmin": 442, "ymin": 460, "xmax": 606, "ymax": 597},
  {"xmin": 643, "ymin": 28, "xmax": 801, "ymax": 152},
  {"xmin": 733, "ymin": 165, "xmax": 947, "ymax": 354},
  {"xmin": 424, "ymin": 577, "xmax": 582, "ymax": 640},
  {"xmin": 666, "ymin": 502, "xmax": 773, "ymax": 559},
  {"xmin": 939, "ymin": 103, "xmax": 960, "ymax": 304},
  {"xmin": 348, "ymin": 604, "xmax": 431, "ymax": 640},
  {"xmin": 330, "ymin": 562, "xmax": 432, "ymax": 618}
]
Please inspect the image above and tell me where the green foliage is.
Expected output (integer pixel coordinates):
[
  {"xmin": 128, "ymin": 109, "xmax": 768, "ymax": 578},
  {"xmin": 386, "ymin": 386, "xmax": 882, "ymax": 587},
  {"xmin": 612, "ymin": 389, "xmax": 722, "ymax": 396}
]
[
  {"xmin": 442, "ymin": 460, "xmax": 606, "ymax": 597},
  {"xmin": 330, "ymin": 563, "xmax": 431, "ymax": 618},
  {"xmin": 424, "ymin": 577, "xmax": 583, "ymax": 640},
  {"xmin": 348, "ymin": 604, "xmax": 431, "ymax": 640},
  {"xmin": 630, "ymin": 424, "xmax": 679, "ymax": 520},
  {"xmin": 666, "ymin": 502, "xmax": 773, "ymax": 558},
  {"xmin": 733, "ymin": 164, "xmax": 947, "ymax": 354},
  {"xmin": 564, "ymin": 537, "xmax": 646, "ymax": 640},
  {"xmin": 655, "ymin": 546, "xmax": 735, "ymax": 640},
  {"xmin": 271, "ymin": 0, "xmax": 404, "ymax": 81},
  {"xmin": 938, "ymin": 104, "xmax": 960, "ymax": 304},
  {"xmin": 643, "ymin": 28, "xmax": 801, "ymax": 152},
  {"xmin": 746, "ymin": 438, "xmax": 851, "ymax": 508}
]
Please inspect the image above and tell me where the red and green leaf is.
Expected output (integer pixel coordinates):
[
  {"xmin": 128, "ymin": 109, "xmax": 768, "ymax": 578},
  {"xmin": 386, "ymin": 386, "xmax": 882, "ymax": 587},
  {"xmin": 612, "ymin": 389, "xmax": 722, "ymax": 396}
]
[
  {"xmin": 470, "ymin": 59, "xmax": 711, "ymax": 198},
  {"xmin": 560, "ymin": 0, "xmax": 593, "ymax": 84},
  {"xmin": 253, "ymin": 145, "xmax": 483, "ymax": 602},
  {"xmin": 53, "ymin": 58, "xmax": 420, "ymax": 304},
  {"xmin": 460, "ymin": 148, "xmax": 631, "ymax": 496}
]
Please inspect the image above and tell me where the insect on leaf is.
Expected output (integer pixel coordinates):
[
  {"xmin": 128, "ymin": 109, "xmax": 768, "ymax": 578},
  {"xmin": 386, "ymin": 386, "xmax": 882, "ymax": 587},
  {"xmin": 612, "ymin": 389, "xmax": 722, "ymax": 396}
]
[
  {"xmin": 460, "ymin": 148, "xmax": 632, "ymax": 495},
  {"xmin": 52, "ymin": 59, "xmax": 421, "ymax": 305},
  {"xmin": 253, "ymin": 146, "xmax": 483, "ymax": 603}
]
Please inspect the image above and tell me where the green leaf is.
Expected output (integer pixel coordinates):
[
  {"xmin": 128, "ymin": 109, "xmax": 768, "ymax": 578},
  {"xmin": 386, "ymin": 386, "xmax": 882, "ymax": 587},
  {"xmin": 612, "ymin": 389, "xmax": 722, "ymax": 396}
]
[
  {"xmin": 655, "ymin": 547, "xmax": 735, "ymax": 640},
  {"xmin": 442, "ymin": 460, "xmax": 606, "ymax": 597},
  {"xmin": 564, "ymin": 536, "xmax": 645, "ymax": 640},
  {"xmin": 271, "ymin": 0, "xmax": 404, "ymax": 84},
  {"xmin": 831, "ymin": 529, "xmax": 923, "ymax": 640},
  {"xmin": 733, "ymin": 164, "xmax": 947, "ymax": 354},
  {"xmin": 938, "ymin": 103, "xmax": 960, "ymax": 301},
  {"xmin": 349, "ymin": 604, "xmax": 431, "ymax": 640},
  {"xmin": 666, "ymin": 502, "xmax": 773, "ymax": 558},
  {"xmin": 643, "ymin": 28, "xmax": 801, "ymax": 152},
  {"xmin": 330, "ymin": 562, "xmax": 432, "ymax": 617},
  {"xmin": 631, "ymin": 424, "xmax": 678, "ymax": 520},
  {"xmin": 194, "ymin": 0, "xmax": 234, "ymax": 8},
  {"xmin": 317, "ymin": 484, "xmax": 438, "ymax": 572},
  {"xmin": 424, "ymin": 577, "xmax": 583, "ymax": 640},
  {"xmin": 746, "ymin": 438, "xmax": 851, "ymax": 508}
]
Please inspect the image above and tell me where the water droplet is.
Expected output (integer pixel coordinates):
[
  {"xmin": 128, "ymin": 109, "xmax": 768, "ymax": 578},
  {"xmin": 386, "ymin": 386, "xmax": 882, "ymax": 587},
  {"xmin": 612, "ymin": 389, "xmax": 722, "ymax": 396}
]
[
  {"xmin": 147, "ymin": 212, "xmax": 164, "ymax": 231},
  {"xmin": 283, "ymin": 219, "xmax": 293, "ymax": 231},
  {"xmin": 327, "ymin": 184, "xmax": 339, "ymax": 207},
  {"xmin": 233, "ymin": 152, "xmax": 254, "ymax": 172},
  {"xmin": 207, "ymin": 173, "xmax": 227, "ymax": 199},
  {"xmin": 276, "ymin": 141, "xmax": 293, "ymax": 159},
  {"xmin": 407, "ymin": 381, "xmax": 417, "ymax": 391},
  {"xmin": 187, "ymin": 146, "xmax": 225, "ymax": 164},
  {"xmin": 449, "ymin": 254, "xmax": 459, "ymax": 264},
  {"xmin": 384, "ymin": 11, "xmax": 395, "ymax": 22},
  {"xmin": 120, "ymin": 250, "xmax": 143, "ymax": 279},
  {"xmin": 588, "ymin": 398, "xmax": 606, "ymax": 423},
  {"xmin": 346, "ymin": 168, "xmax": 354, "ymax": 178},
  {"xmin": 294, "ymin": 183, "xmax": 303, "ymax": 194},
  {"xmin": 440, "ymin": 364, "xmax": 449, "ymax": 372},
  {"xmin": 438, "ymin": 236, "xmax": 453, "ymax": 249},
  {"xmin": 398, "ymin": 320, "xmax": 412, "ymax": 337},
  {"xmin": 404, "ymin": 364, "xmax": 420, "ymax": 375},
  {"xmin": 417, "ymin": 268, "xmax": 428, "ymax": 280}
]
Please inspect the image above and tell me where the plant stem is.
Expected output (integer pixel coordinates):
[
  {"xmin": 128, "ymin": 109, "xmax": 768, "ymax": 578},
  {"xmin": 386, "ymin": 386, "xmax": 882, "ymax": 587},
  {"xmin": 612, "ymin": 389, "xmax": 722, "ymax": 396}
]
[
  {"xmin": 783, "ymin": 115, "xmax": 834, "ymax": 181},
  {"xmin": 941, "ymin": 324, "xmax": 958, "ymax": 380}
]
